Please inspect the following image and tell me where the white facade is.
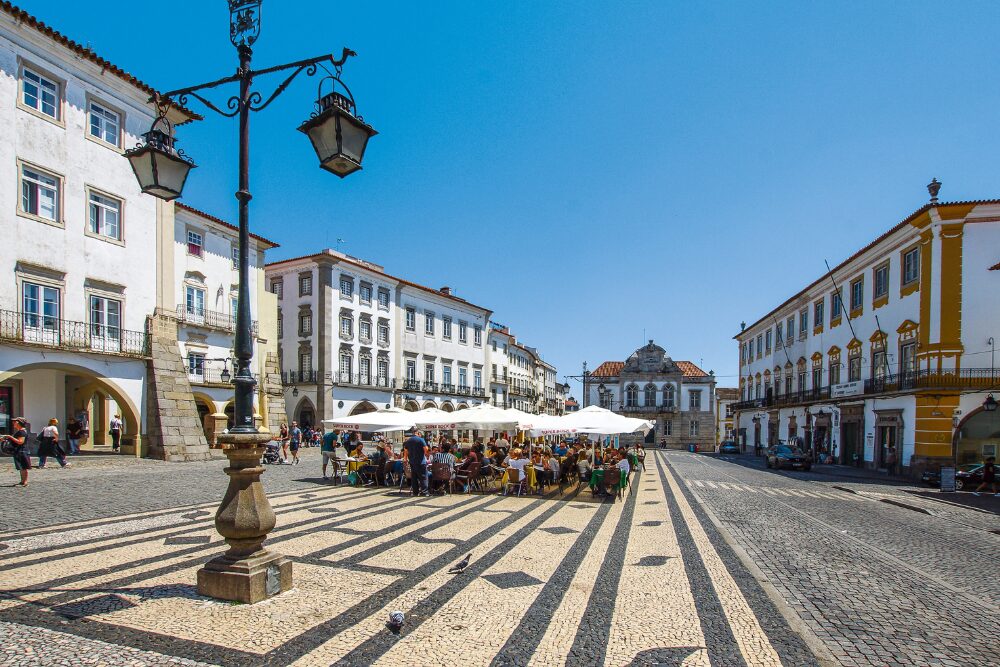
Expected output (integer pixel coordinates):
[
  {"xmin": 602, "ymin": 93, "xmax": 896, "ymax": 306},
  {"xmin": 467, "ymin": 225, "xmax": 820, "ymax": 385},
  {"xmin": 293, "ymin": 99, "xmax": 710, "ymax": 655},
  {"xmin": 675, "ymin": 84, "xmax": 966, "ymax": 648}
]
[
  {"xmin": 397, "ymin": 284, "xmax": 489, "ymax": 412},
  {"xmin": 734, "ymin": 192, "xmax": 1000, "ymax": 475},
  {"xmin": 0, "ymin": 7, "xmax": 193, "ymax": 450}
]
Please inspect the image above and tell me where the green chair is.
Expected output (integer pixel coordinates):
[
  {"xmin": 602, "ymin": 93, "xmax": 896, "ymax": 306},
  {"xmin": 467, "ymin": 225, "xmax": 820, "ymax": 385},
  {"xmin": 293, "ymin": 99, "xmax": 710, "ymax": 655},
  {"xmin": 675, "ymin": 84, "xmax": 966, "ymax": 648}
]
[{"xmin": 616, "ymin": 468, "xmax": 629, "ymax": 500}]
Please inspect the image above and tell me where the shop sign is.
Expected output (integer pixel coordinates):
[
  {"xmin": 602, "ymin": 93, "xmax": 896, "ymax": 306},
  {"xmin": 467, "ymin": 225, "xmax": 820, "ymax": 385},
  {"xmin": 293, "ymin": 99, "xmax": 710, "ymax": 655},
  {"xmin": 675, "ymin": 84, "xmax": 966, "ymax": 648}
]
[
  {"xmin": 940, "ymin": 467, "xmax": 956, "ymax": 492},
  {"xmin": 831, "ymin": 381, "xmax": 863, "ymax": 397}
]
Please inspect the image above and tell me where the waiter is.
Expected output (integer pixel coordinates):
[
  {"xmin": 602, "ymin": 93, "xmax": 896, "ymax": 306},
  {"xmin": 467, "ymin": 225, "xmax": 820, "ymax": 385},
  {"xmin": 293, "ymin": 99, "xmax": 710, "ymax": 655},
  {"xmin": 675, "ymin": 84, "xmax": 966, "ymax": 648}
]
[{"xmin": 404, "ymin": 429, "xmax": 428, "ymax": 497}]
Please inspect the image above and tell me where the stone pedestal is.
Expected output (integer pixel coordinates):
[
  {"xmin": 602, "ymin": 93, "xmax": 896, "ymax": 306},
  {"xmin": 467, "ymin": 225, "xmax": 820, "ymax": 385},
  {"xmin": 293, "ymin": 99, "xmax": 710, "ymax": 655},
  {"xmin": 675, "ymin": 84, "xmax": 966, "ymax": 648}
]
[{"xmin": 196, "ymin": 432, "xmax": 292, "ymax": 603}]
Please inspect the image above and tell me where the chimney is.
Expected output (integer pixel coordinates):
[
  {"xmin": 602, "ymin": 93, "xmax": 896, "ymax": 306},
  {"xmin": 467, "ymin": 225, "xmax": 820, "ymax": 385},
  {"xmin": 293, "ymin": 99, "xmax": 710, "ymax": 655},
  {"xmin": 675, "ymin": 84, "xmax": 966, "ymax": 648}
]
[{"xmin": 439, "ymin": 286, "xmax": 451, "ymax": 295}]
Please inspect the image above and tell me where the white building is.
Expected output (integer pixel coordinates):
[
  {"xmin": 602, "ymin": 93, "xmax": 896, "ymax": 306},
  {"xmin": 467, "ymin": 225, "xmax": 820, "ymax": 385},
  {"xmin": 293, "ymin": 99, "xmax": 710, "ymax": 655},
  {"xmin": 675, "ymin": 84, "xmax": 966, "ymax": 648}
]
[
  {"xmin": 171, "ymin": 203, "xmax": 280, "ymax": 444},
  {"xmin": 396, "ymin": 283, "xmax": 490, "ymax": 412},
  {"xmin": 0, "ymin": 4, "xmax": 195, "ymax": 453},
  {"xmin": 734, "ymin": 184, "xmax": 1000, "ymax": 477},
  {"xmin": 487, "ymin": 324, "xmax": 514, "ymax": 408},
  {"xmin": 586, "ymin": 340, "xmax": 717, "ymax": 449}
]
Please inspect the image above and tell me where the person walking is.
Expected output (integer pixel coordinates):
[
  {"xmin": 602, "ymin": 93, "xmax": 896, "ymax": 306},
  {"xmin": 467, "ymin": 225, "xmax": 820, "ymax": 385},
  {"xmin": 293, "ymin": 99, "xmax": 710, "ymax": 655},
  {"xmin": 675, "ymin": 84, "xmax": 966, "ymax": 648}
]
[
  {"xmin": 66, "ymin": 418, "xmax": 83, "ymax": 455},
  {"xmin": 405, "ymin": 429, "xmax": 429, "ymax": 496},
  {"xmin": 2, "ymin": 417, "xmax": 31, "ymax": 486},
  {"xmin": 289, "ymin": 421, "xmax": 302, "ymax": 465},
  {"xmin": 322, "ymin": 428, "xmax": 339, "ymax": 481},
  {"xmin": 972, "ymin": 456, "xmax": 997, "ymax": 496},
  {"xmin": 38, "ymin": 418, "xmax": 69, "ymax": 468},
  {"xmin": 109, "ymin": 414, "xmax": 123, "ymax": 452},
  {"xmin": 885, "ymin": 445, "xmax": 898, "ymax": 476},
  {"xmin": 278, "ymin": 423, "xmax": 289, "ymax": 462}
]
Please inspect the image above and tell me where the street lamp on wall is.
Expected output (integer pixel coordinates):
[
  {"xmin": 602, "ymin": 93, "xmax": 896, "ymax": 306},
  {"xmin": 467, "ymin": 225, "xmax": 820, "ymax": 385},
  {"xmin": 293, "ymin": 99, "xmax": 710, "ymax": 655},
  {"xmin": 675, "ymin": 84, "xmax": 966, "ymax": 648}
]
[
  {"xmin": 125, "ymin": 121, "xmax": 196, "ymax": 201},
  {"xmin": 984, "ymin": 394, "xmax": 998, "ymax": 413}
]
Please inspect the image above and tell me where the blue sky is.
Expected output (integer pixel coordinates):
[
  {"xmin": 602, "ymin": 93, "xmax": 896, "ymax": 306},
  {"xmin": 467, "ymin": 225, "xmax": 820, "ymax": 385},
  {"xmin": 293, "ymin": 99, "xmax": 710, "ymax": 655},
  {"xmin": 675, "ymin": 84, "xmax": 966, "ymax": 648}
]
[{"xmin": 24, "ymin": 1, "xmax": 1000, "ymax": 394}]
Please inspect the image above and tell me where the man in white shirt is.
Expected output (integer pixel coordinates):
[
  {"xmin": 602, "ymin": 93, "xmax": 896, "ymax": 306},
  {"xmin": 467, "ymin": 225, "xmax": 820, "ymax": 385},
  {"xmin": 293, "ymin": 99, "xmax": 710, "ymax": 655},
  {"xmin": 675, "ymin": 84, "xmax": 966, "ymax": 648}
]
[
  {"xmin": 616, "ymin": 453, "xmax": 631, "ymax": 475},
  {"xmin": 498, "ymin": 434, "xmax": 511, "ymax": 450}
]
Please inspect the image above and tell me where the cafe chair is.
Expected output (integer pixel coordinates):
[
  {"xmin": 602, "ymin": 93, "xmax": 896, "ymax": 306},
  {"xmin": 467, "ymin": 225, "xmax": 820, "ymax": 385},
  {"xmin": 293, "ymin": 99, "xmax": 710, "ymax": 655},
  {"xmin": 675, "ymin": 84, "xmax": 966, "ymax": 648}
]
[
  {"xmin": 430, "ymin": 462, "xmax": 454, "ymax": 494},
  {"xmin": 504, "ymin": 468, "xmax": 526, "ymax": 497}
]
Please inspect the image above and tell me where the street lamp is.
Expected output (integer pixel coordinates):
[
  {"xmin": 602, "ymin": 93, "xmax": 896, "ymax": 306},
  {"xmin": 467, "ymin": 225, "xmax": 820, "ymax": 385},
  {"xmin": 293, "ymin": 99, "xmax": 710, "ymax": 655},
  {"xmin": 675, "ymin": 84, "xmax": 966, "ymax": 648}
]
[
  {"xmin": 984, "ymin": 394, "xmax": 998, "ymax": 413},
  {"xmin": 125, "ymin": 1, "xmax": 374, "ymax": 604}
]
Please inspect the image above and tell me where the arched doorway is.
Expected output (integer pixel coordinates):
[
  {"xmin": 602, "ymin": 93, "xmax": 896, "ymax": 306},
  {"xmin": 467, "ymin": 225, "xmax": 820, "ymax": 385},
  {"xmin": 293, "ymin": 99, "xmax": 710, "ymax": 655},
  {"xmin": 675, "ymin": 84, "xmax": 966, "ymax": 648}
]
[
  {"xmin": 403, "ymin": 400, "xmax": 420, "ymax": 412},
  {"xmin": 191, "ymin": 393, "xmax": 216, "ymax": 442},
  {"xmin": 441, "ymin": 402, "xmax": 454, "ymax": 412},
  {"xmin": 350, "ymin": 401, "xmax": 377, "ymax": 416},
  {"xmin": 954, "ymin": 405, "xmax": 1000, "ymax": 465},
  {"xmin": 224, "ymin": 402, "xmax": 235, "ymax": 430},
  {"xmin": 422, "ymin": 401, "xmax": 436, "ymax": 410},
  {"xmin": 294, "ymin": 397, "xmax": 316, "ymax": 428}
]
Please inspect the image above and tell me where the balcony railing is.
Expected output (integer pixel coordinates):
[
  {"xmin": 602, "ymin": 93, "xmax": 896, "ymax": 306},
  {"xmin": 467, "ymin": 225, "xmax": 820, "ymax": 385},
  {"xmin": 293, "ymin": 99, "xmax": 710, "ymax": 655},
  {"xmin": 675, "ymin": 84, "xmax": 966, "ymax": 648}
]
[
  {"xmin": 190, "ymin": 368, "xmax": 258, "ymax": 385},
  {"xmin": 0, "ymin": 309, "xmax": 149, "ymax": 358},
  {"xmin": 472, "ymin": 387, "xmax": 486, "ymax": 398},
  {"xmin": 176, "ymin": 304, "xmax": 258, "ymax": 335},
  {"xmin": 458, "ymin": 385, "xmax": 471, "ymax": 395},
  {"xmin": 619, "ymin": 404, "xmax": 678, "ymax": 414},
  {"xmin": 402, "ymin": 379, "xmax": 421, "ymax": 391},
  {"xmin": 283, "ymin": 370, "xmax": 318, "ymax": 384},
  {"xmin": 440, "ymin": 383, "xmax": 455, "ymax": 393},
  {"xmin": 423, "ymin": 381, "xmax": 439, "ymax": 392},
  {"xmin": 733, "ymin": 368, "xmax": 1000, "ymax": 411},
  {"xmin": 491, "ymin": 374, "xmax": 510, "ymax": 384},
  {"xmin": 331, "ymin": 373, "xmax": 394, "ymax": 388}
]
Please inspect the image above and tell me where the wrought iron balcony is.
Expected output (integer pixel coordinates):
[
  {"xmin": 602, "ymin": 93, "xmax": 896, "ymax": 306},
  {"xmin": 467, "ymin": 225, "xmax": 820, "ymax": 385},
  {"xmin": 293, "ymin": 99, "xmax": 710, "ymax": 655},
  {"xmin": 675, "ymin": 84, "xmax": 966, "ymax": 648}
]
[
  {"xmin": 457, "ymin": 385, "xmax": 471, "ymax": 396},
  {"xmin": 176, "ymin": 304, "xmax": 258, "ymax": 335},
  {"xmin": 190, "ymin": 368, "xmax": 258, "ymax": 386},
  {"xmin": 472, "ymin": 387, "xmax": 486, "ymax": 398},
  {"xmin": 619, "ymin": 404, "xmax": 677, "ymax": 414},
  {"xmin": 440, "ymin": 383, "xmax": 456, "ymax": 393},
  {"xmin": 423, "ymin": 381, "xmax": 439, "ymax": 392},
  {"xmin": 402, "ymin": 379, "xmax": 421, "ymax": 391},
  {"xmin": 0, "ymin": 309, "xmax": 149, "ymax": 358},
  {"xmin": 283, "ymin": 370, "xmax": 318, "ymax": 384}
]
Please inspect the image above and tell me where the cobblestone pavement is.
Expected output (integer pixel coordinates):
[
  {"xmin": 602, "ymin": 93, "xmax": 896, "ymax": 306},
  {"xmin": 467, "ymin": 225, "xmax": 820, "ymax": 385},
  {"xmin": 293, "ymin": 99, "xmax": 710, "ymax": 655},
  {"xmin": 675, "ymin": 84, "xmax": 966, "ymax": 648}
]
[
  {"xmin": 0, "ymin": 449, "xmax": 826, "ymax": 666},
  {"xmin": 670, "ymin": 451, "xmax": 1000, "ymax": 667}
]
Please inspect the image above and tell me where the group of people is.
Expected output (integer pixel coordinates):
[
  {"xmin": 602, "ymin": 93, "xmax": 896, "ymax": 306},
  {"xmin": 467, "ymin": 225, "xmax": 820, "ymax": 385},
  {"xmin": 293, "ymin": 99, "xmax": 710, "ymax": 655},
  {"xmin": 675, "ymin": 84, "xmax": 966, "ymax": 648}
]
[{"xmin": 277, "ymin": 422, "xmax": 348, "ymax": 465}]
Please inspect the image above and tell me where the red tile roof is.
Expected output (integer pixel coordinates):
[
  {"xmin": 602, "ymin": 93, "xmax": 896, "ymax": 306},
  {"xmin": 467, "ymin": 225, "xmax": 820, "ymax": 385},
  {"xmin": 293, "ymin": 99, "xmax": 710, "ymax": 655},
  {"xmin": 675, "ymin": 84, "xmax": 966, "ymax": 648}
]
[
  {"xmin": 591, "ymin": 360, "xmax": 709, "ymax": 378},
  {"xmin": 1, "ymin": 2, "xmax": 200, "ymax": 122},
  {"xmin": 591, "ymin": 362, "xmax": 624, "ymax": 378},
  {"xmin": 175, "ymin": 203, "xmax": 279, "ymax": 248}
]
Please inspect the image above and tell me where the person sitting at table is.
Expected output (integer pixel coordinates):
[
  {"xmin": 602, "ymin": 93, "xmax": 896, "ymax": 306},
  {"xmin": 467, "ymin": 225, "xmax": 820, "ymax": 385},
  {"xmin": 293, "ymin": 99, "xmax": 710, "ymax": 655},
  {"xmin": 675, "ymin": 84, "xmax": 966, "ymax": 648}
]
[
  {"xmin": 547, "ymin": 450, "xmax": 561, "ymax": 483},
  {"xmin": 554, "ymin": 442, "xmax": 568, "ymax": 456},
  {"xmin": 430, "ymin": 441, "xmax": 457, "ymax": 493},
  {"xmin": 616, "ymin": 450, "xmax": 631, "ymax": 475},
  {"xmin": 576, "ymin": 455, "xmax": 592, "ymax": 483},
  {"xmin": 351, "ymin": 442, "xmax": 367, "ymax": 461},
  {"xmin": 505, "ymin": 447, "xmax": 528, "ymax": 475}
]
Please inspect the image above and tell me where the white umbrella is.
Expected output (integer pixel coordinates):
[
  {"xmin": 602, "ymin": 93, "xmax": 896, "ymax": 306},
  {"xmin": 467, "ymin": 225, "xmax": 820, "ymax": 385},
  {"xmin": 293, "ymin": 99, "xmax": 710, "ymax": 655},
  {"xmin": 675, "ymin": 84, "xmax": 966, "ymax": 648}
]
[
  {"xmin": 447, "ymin": 403, "xmax": 521, "ymax": 430},
  {"xmin": 322, "ymin": 407, "xmax": 416, "ymax": 432},
  {"xmin": 411, "ymin": 407, "xmax": 460, "ymax": 430},
  {"xmin": 553, "ymin": 405, "xmax": 653, "ymax": 436}
]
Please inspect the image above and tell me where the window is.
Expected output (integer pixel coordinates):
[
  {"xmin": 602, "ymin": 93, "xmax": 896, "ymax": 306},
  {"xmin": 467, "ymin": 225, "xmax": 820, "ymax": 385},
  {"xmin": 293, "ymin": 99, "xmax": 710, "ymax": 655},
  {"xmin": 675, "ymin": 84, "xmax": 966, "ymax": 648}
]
[
  {"xmin": 689, "ymin": 390, "xmax": 702, "ymax": 411},
  {"xmin": 339, "ymin": 353, "xmax": 353, "ymax": 378},
  {"xmin": 812, "ymin": 367, "xmax": 823, "ymax": 391},
  {"xmin": 277, "ymin": 311, "xmax": 283, "ymax": 338},
  {"xmin": 784, "ymin": 375, "xmax": 792, "ymax": 395},
  {"xmin": 359, "ymin": 355, "xmax": 371, "ymax": 383},
  {"xmin": 775, "ymin": 322, "xmax": 783, "ymax": 346},
  {"xmin": 187, "ymin": 230, "xmax": 203, "ymax": 257},
  {"xmin": 442, "ymin": 316, "xmax": 452, "ymax": 340},
  {"xmin": 88, "ymin": 101, "xmax": 119, "ymax": 145},
  {"xmin": 87, "ymin": 192, "xmax": 121, "ymax": 241},
  {"xmin": 786, "ymin": 316, "xmax": 795, "ymax": 342},
  {"xmin": 185, "ymin": 285, "xmax": 205, "ymax": 316},
  {"xmin": 454, "ymin": 320, "xmax": 467, "ymax": 344},
  {"xmin": 377, "ymin": 358, "xmax": 389, "ymax": 383},
  {"xmin": 831, "ymin": 290, "xmax": 842, "ymax": 319},
  {"xmin": 20, "ymin": 165, "xmax": 60, "ymax": 221},
  {"xmin": 360, "ymin": 283, "xmax": 372, "ymax": 304},
  {"xmin": 378, "ymin": 322, "xmax": 389, "ymax": 345},
  {"xmin": 298, "ymin": 352, "xmax": 312, "ymax": 374},
  {"xmin": 271, "ymin": 279, "xmax": 283, "ymax": 298},
  {"xmin": 459, "ymin": 367, "xmax": 468, "ymax": 388},
  {"xmin": 406, "ymin": 359, "xmax": 417, "ymax": 381},
  {"xmin": 22, "ymin": 68, "xmax": 59, "ymax": 119},
  {"xmin": 902, "ymin": 248, "xmax": 920, "ymax": 285},
  {"xmin": 405, "ymin": 307, "xmax": 416, "ymax": 331},
  {"xmin": 765, "ymin": 329, "xmax": 772, "ymax": 354},
  {"xmin": 829, "ymin": 361, "xmax": 841, "ymax": 385},
  {"xmin": 850, "ymin": 277, "xmax": 864, "ymax": 312},
  {"xmin": 340, "ymin": 315, "xmax": 352, "ymax": 338},
  {"xmin": 814, "ymin": 299, "xmax": 824, "ymax": 328},
  {"xmin": 492, "ymin": 339, "xmax": 497, "ymax": 352},
  {"xmin": 188, "ymin": 352, "xmax": 205, "ymax": 377},
  {"xmin": 339, "ymin": 276, "xmax": 352, "ymax": 299},
  {"xmin": 89, "ymin": 295, "xmax": 121, "ymax": 340},
  {"xmin": 625, "ymin": 385, "xmax": 638, "ymax": 407},
  {"xmin": 872, "ymin": 350, "xmax": 887, "ymax": 380},
  {"xmin": 663, "ymin": 384, "xmax": 675, "ymax": 407},
  {"xmin": 443, "ymin": 366, "xmax": 452, "ymax": 386},
  {"xmin": 299, "ymin": 313, "xmax": 312, "ymax": 335},
  {"xmin": 689, "ymin": 420, "xmax": 699, "ymax": 437},
  {"xmin": 874, "ymin": 263, "xmax": 889, "ymax": 300},
  {"xmin": 424, "ymin": 311, "xmax": 435, "ymax": 335},
  {"xmin": 360, "ymin": 319, "xmax": 371, "ymax": 341},
  {"xmin": 424, "ymin": 363, "xmax": 435, "ymax": 383},
  {"xmin": 848, "ymin": 355, "xmax": 862, "ymax": 382},
  {"xmin": 644, "ymin": 384, "xmax": 657, "ymax": 406},
  {"xmin": 665, "ymin": 420, "xmax": 672, "ymax": 436},
  {"xmin": 231, "ymin": 246, "xmax": 239, "ymax": 270},
  {"xmin": 299, "ymin": 274, "xmax": 312, "ymax": 296},
  {"xmin": 22, "ymin": 283, "xmax": 59, "ymax": 330},
  {"xmin": 474, "ymin": 369, "xmax": 482, "ymax": 389},
  {"xmin": 756, "ymin": 335, "xmax": 762, "ymax": 359},
  {"xmin": 900, "ymin": 342, "xmax": 917, "ymax": 378},
  {"xmin": 377, "ymin": 287, "xmax": 390, "ymax": 309},
  {"xmin": 799, "ymin": 309, "xmax": 808, "ymax": 336},
  {"xmin": 474, "ymin": 326, "xmax": 482, "ymax": 346},
  {"xmin": 797, "ymin": 371, "xmax": 806, "ymax": 392}
]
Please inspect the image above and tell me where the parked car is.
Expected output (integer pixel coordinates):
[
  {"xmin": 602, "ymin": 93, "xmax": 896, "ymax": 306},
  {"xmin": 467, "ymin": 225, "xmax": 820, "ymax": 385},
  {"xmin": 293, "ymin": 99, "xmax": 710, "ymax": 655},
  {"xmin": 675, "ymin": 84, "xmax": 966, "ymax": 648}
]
[
  {"xmin": 921, "ymin": 463, "xmax": 985, "ymax": 490},
  {"xmin": 766, "ymin": 445, "xmax": 812, "ymax": 471},
  {"xmin": 719, "ymin": 441, "xmax": 740, "ymax": 455}
]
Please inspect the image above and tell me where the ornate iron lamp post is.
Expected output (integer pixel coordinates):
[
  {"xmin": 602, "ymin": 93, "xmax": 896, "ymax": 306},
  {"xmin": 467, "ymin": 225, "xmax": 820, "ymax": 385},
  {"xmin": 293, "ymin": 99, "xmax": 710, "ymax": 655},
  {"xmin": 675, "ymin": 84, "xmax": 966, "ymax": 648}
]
[{"xmin": 125, "ymin": 0, "xmax": 375, "ymax": 603}]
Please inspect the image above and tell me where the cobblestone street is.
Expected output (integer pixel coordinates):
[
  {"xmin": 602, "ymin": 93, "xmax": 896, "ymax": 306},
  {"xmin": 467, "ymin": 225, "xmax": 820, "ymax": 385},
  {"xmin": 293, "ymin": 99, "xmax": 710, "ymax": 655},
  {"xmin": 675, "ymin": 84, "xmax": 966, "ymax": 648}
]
[{"xmin": 0, "ymin": 449, "xmax": 996, "ymax": 666}]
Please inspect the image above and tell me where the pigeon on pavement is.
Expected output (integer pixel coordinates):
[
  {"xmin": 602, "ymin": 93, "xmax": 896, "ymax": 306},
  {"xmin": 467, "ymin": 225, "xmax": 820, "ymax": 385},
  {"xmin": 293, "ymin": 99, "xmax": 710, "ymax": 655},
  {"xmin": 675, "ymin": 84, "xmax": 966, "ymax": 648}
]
[
  {"xmin": 386, "ymin": 610, "xmax": 404, "ymax": 635},
  {"xmin": 448, "ymin": 553, "xmax": 472, "ymax": 574}
]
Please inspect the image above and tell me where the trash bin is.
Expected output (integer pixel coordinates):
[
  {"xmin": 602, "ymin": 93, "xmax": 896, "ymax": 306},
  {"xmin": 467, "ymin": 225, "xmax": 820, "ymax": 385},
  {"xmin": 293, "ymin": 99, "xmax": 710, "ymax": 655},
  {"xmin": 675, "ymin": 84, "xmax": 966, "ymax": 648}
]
[{"xmin": 688, "ymin": 444, "xmax": 696, "ymax": 453}]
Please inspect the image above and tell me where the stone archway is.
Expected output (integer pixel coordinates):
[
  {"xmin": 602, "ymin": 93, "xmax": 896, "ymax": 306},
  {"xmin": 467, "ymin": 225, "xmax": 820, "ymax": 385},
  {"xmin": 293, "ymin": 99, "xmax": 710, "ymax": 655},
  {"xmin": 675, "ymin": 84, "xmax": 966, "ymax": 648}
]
[
  {"xmin": 349, "ymin": 401, "xmax": 377, "ymax": 416},
  {"xmin": 0, "ymin": 361, "xmax": 142, "ymax": 454},
  {"xmin": 422, "ymin": 401, "xmax": 437, "ymax": 410},
  {"xmin": 403, "ymin": 400, "xmax": 420, "ymax": 412},
  {"xmin": 954, "ymin": 404, "xmax": 1000, "ymax": 465},
  {"xmin": 441, "ymin": 402, "xmax": 455, "ymax": 412},
  {"xmin": 293, "ymin": 396, "xmax": 316, "ymax": 427}
]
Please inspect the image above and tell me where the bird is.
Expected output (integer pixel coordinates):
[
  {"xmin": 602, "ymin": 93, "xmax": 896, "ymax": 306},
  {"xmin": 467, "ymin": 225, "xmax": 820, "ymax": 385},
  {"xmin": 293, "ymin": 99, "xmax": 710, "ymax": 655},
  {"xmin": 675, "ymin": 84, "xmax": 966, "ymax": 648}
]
[
  {"xmin": 386, "ymin": 610, "xmax": 404, "ymax": 635},
  {"xmin": 448, "ymin": 553, "xmax": 472, "ymax": 574}
]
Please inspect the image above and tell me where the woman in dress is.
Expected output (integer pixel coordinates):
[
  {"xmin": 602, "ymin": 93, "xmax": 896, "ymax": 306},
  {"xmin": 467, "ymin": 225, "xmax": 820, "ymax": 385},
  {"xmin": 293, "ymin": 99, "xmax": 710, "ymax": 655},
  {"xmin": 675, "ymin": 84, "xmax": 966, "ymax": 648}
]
[
  {"xmin": 2, "ymin": 417, "xmax": 31, "ymax": 486},
  {"xmin": 38, "ymin": 418, "xmax": 69, "ymax": 468}
]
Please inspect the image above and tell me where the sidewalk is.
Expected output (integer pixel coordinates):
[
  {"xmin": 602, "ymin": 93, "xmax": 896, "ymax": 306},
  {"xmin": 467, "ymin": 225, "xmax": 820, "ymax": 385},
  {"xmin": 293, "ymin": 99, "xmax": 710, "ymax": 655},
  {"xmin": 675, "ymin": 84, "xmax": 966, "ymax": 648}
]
[{"xmin": 808, "ymin": 462, "xmax": 912, "ymax": 486}]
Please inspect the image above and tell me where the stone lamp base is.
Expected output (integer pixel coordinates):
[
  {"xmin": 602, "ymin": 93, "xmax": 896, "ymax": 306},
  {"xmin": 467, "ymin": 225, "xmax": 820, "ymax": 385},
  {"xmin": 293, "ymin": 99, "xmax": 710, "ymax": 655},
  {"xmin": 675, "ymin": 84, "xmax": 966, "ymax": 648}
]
[{"xmin": 196, "ymin": 432, "xmax": 292, "ymax": 603}]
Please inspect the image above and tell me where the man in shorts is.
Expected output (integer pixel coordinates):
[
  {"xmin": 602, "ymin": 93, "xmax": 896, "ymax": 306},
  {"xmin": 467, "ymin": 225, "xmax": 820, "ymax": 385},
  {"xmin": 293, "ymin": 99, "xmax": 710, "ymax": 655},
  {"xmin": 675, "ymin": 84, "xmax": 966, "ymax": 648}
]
[
  {"xmin": 289, "ymin": 421, "xmax": 301, "ymax": 464},
  {"xmin": 972, "ymin": 456, "xmax": 997, "ymax": 496},
  {"xmin": 322, "ymin": 428, "xmax": 340, "ymax": 481}
]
